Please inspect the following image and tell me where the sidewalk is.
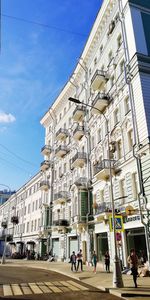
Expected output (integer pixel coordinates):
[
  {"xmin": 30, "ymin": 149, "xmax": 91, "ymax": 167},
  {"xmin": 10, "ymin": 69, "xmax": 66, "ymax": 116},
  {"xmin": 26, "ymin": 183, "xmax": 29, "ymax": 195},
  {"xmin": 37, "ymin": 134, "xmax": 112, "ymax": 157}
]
[{"xmin": 1, "ymin": 259, "xmax": 150, "ymax": 299}]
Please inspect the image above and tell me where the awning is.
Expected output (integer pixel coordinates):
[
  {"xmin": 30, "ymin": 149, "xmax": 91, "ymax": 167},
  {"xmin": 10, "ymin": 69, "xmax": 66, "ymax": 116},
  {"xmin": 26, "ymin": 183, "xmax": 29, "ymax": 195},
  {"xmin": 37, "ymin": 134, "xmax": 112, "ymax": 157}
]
[
  {"xmin": 9, "ymin": 241, "xmax": 16, "ymax": 245},
  {"xmin": 16, "ymin": 241, "xmax": 24, "ymax": 244},
  {"xmin": 26, "ymin": 241, "xmax": 35, "ymax": 245}
]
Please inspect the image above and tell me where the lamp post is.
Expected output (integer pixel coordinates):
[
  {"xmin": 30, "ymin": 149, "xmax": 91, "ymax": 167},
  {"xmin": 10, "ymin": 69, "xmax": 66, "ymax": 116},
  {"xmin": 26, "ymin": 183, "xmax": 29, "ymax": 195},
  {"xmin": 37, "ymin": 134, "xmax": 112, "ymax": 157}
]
[
  {"xmin": 0, "ymin": 184, "xmax": 11, "ymax": 265},
  {"xmin": 68, "ymin": 97, "xmax": 123, "ymax": 288}
]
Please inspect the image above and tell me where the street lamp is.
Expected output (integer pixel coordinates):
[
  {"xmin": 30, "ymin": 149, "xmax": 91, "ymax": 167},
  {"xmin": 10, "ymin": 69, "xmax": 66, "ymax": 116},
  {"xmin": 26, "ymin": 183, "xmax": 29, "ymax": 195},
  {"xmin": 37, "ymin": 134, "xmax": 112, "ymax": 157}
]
[
  {"xmin": 68, "ymin": 97, "xmax": 123, "ymax": 288},
  {"xmin": 0, "ymin": 184, "xmax": 11, "ymax": 265}
]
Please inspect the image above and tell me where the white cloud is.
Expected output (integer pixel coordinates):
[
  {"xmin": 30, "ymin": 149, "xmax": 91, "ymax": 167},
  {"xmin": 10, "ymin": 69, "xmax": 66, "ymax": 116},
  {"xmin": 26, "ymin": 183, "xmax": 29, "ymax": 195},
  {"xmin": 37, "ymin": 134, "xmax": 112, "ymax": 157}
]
[{"xmin": 0, "ymin": 111, "xmax": 16, "ymax": 123}]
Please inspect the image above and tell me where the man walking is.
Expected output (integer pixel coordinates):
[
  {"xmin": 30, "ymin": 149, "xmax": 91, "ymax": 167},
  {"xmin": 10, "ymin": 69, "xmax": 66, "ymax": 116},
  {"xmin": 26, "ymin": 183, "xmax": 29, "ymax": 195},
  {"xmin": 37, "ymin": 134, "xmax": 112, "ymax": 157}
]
[
  {"xmin": 70, "ymin": 251, "xmax": 77, "ymax": 271},
  {"xmin": 77, "ymin": 249, "xmax": 83, "ymax": 272}
]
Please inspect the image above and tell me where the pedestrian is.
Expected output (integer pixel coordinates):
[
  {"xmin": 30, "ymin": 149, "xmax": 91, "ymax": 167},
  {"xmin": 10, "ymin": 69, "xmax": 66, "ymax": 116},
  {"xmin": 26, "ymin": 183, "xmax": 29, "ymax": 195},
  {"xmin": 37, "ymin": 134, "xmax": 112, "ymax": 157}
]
[
  {"xmin": 92, "ymin": 250, "xmax": 97, "ymax": 273},
  {"xmin": 104, "ymin": 251, "xmax": 110, "ymax": 272},
  {"xmin": 70, "ymin": 251, "xmax": 77, "ymax": 271},
  {"xmin": 127, "ymin": 248, "xmax": 138, "ymax": 288},
  {"xmin": 77, "ymin": 249, "xmax": 83, "ymax": 271}
]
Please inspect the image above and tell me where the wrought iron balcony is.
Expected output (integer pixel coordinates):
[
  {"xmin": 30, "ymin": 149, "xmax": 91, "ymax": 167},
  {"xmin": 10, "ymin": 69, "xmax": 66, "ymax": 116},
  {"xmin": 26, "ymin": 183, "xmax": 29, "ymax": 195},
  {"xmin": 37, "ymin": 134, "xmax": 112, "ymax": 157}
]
[
  {"xmin": 56, "ymin": 128, "xmax": 68, "ymax": 141},
  {"xmin": 93, "ymin": 159, "xmax": 116, "ymax": 180},
  {"xmin": 91, "ymin": 70, "xmax": 109, "ymax": 91},
  {"xmin": 53, "ymin": 219, "xmax": 69, "ymax": 227},
  {"xmin": 91, "ymin": 92, "xmax": 110, "ymax": 114},
  {"xmin": 41, "ymin": 145, "xmax": 52, "ymax": 156},
  {"xmin": 40, "ymin": 160, "xmax": 50, "ymax": 172},
  {"xmin": 73, "ymin": 125, "xmax": 85, "ymax": 141},
  {"xmin": 72, "ymin": 152, "xmax": 87, "ymax": 169},
  {"xmin": 94, "ymin": 202, "xmax": 112, "ymax": 215},
  {"xmin": 55, "ymin": 145, "xmax": 68, "ymax": 158},
  {"xmin": 40, "ymin": 181, "xmax": 50, "ymax": 191},
  {"xmin": 72, "ymin": 105, "xmax": 86, "ymax": 122},
  {"xmin": 54, "ymin": 191, "xmax": 70, "ymax": 204}
]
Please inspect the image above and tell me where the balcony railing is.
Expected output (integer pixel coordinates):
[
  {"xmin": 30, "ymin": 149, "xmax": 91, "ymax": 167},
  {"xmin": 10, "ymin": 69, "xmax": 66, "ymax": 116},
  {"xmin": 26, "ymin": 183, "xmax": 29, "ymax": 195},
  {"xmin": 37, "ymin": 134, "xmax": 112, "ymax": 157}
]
[
  {"xmin": 40, "ymin": 181, "xmax": 50, "ymax": 191},
  {"xmin": 56, "ymin": 128, "xmax": 68, "ymax": 141},
  {"xmin": 41, "ymin": 145, "xmax": 52, "ymax": 156},
  {"xmin": 94, "ymin": 202, "xmax": 112, "ymax": 215},
  {"xmin": 93, "ymin": 159, "xmax": 116, "ymax": 180},
  {"xmin": 73, "ymin": 125, "xmax": 85, "ymax": 141},
  {"xmin": 55, "ymin": 145, "xmax": 68, "ymax": 158},
  {"xmin": 53, "ymin": 219, "xmax": 69, "ymax": 227},
  {"xmin": 72, "ymin": 152, "xmax": 87, "ymax": 168},
  {"xmin": 11, "ymin": 216, "xmax": 19, "ymax": 224},
  {"xmin": 91, "ymin": 70, "xmax": 109, "ymax": 91},
  {"xmin": 91, "ymin": 92, "xmax": 110, "ymax": 113},
  {"xmin": 54, "ymin": 191, "xmax": 70, "ymax": 204},
  {"xmin": 72, "ymin": 105, "xmax": 86, "ymax": 122},
  {"xmin": 40, "ymin": 160, "xmax": 50, "ymax": 172}
]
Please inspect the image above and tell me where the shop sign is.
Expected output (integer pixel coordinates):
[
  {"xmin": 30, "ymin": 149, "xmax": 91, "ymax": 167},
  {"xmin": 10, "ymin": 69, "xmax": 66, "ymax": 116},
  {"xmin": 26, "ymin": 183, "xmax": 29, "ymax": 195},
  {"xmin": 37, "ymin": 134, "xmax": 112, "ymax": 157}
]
[
  {"xmin": 109, "ymin": 216, "xmax": 124, "ymax": 232},
  {"xmin": 124, "ymin": 215, "xmax": 140, "ymax": 223}
]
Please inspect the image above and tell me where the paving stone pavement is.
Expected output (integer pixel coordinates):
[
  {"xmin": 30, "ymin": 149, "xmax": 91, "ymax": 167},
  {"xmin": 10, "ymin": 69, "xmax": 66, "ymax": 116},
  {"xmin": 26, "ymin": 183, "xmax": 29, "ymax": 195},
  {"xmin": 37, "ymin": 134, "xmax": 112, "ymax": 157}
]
[{"xmin": 1, "ymin": 259, "xmax": 150, "ymax": 299}]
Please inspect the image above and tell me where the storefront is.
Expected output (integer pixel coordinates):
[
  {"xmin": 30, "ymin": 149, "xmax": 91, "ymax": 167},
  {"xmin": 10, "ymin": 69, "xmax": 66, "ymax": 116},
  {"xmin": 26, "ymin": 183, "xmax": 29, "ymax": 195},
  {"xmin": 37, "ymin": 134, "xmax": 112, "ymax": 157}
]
[
  {"xmin": 69, "ymin": 235, "xmax": 78, "ymax": 257},
  {"xmin": 96, "ymin": 232, "xmax": 109, "ymax": 262},
  {"xmin": 52, "ymin": 238, "xmax": 59, "ymax": 259},
  {"xmin": 126, "ymin": 227, "xmax": 147, "ymax": 258}
]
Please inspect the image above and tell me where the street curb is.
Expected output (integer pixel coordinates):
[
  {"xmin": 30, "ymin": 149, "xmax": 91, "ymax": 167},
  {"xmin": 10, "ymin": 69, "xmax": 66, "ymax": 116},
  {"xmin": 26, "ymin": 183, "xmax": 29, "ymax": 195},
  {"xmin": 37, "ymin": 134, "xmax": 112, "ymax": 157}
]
[{"xmin": 109, "ymin": 289, "xmax": 150, "ymax": 298}]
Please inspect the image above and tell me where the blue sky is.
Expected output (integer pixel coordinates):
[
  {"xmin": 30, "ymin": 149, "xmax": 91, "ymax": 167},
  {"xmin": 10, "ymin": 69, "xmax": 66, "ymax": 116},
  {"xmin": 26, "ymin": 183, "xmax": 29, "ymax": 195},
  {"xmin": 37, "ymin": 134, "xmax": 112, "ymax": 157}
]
[{"xmin": 0, "ymin": 0, "xmax": 102, "ymax": 191}]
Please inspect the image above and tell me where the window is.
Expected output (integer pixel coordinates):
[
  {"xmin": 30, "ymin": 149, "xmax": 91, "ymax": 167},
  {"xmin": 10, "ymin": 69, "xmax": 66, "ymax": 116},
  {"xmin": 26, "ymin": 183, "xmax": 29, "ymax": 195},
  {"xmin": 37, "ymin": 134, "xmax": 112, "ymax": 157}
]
[
  {"xmin": 26, "ymin": 222, "xmax": 29, "ymax": 233},
  {"xmin": 100, "ymin": 45, "xmax": 103, "ymax": 55},
  {"xmin": 64, "ymin": 163, "xmax": 67, "ymax": 173},
  {"xmin": 124, "ymin": 96, "xmax": 130, "ymax": 114},
  {"xmin": 97, "ymin": 128, "xmax": 102, "ymax": 142},
  {"xmin": 128, "ymin": 130, "xmax": 133, "ymax": 151},
  {"xmin": 117, "ymin": 34, "xmax": 122, "ymax": 49},
  {"xmin": 28, "ymin": 204, "xmax": 30, "ymax": 214},
  {"xmin": 120, "ymin": 60, "xmax": 124, "ymax": 74},
  {"xmin": 120, "ymin": 179, "xmax": 126, "ymax": 201},
  {"xmin": 32, "ymin": 201, "xmax": 34, "ymax": 212},
  {"xmin": 31, "ymin": 221, "xmax": 34, "ymax": 232},
  {"xmin": 94, "ymin": 57, "xmax": 97, "ymax": 65},
  {"xmin": 59, "ymin": 113, "xmax": 62, "ymax": 121},
  {"xmin": 34, "ymin": 219, "xmax": 37, "ymax": 231},
  {"xmin": 108, "ymin": 50, "xmax": 113, "ymax": 64},
  {"xmin": 64, "ymin": 123, "xmax": 66, "ymax": 129},
  {"xmin": 69, "ymin": 117, "xmax": 72, "ymax": 126},
  {"xmin": 99, "ymin": 190, "xmax": 104, "ymax": 202},
  {"xmin": 38, "ymin": 218, "xmax": 41, "ymax": 229},
  {"xmin": 111, "ymin": 75, "xmax": 115, "ymax": 87},
  {"xmin": 132, "ymin": 173, "xmax": 139, "ymax": 199},
  {"xmin": 114, "ymin": 108, "xmax": 119, "ymax": 125},
  {"xmin": 89, "ymin": 68, "xmax": 92, "ymax": 76},
  {"xmin": 36, "ymin": 200, "xmax": 38, "ymax": 210},
  {"xmin": 116, "ymin": 139, "xmax": 122, "ymax": 159},
  {"xmin": 64, "ymin": 107, "xmax": 66, "ymax": 116}
]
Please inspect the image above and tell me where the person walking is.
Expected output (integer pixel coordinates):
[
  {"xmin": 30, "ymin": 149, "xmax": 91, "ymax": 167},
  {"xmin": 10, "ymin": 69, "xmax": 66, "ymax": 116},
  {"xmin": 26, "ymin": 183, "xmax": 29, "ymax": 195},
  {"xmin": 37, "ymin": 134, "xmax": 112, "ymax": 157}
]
[
  {"xmin": 127, "ymin": 248, "xmax": 138, "ymax": 288},
  {"xmin": 76, "ymin": 249, "xmax": 83, "ymax": 271},
  {"xmin": 104, "ymin": 251, "xmax": 110, "ymax": 272},
  {"xmin": 70, "ymin": 251, "xmax": 77, "ymax": 271},
  {"xmin": 92, "ymin": 250, "xmax": 98, "ymax": 273}
]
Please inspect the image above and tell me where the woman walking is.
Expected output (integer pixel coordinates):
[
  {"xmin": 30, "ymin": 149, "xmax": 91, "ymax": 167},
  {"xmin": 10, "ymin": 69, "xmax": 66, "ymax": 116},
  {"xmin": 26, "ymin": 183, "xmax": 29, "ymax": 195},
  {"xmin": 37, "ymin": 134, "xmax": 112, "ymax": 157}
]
[
  {"xmin": 92, "ymin": 251, "xmax": 97, "ymax": 274},
  {"xmin": 104, "ymin": 251, "xmax": 110, "ymax": 272},
  {"xmin": 127, "ymin": 248, "xmax": 138, "ymax": 288}
]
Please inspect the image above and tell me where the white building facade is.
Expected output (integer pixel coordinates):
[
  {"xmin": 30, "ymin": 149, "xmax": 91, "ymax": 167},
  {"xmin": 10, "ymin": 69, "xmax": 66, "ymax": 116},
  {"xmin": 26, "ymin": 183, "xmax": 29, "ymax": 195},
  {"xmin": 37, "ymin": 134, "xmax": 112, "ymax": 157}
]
[{"xmin": 1, "ymin": 0, "xmax": 150, "ymax": 267}]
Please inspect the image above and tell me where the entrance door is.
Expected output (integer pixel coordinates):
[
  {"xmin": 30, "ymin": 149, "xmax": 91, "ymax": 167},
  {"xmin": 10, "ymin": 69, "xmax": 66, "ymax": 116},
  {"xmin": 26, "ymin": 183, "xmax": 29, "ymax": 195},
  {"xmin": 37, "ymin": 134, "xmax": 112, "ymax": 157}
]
[
  {"xmin": 126, "ymin": 228, "xmax": 147, "ymax": 258},
  {"xmin": 52, "ymin": 238, "xmax": 59, "ymax": 259},
  {"xmin": 97, "ymin": 233, "xmax": 108, "ymax": 261},
  {"xmin": 69, "ymin": 237, "xmax": 78, "ymax": 256}
]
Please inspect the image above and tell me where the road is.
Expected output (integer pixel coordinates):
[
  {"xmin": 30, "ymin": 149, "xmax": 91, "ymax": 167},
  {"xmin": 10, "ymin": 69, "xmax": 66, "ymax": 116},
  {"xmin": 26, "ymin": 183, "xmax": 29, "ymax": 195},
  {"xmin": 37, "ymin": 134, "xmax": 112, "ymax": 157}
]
[{"xmin": 0, "ymin": 266, "xmax": 122, "ymax": 299}]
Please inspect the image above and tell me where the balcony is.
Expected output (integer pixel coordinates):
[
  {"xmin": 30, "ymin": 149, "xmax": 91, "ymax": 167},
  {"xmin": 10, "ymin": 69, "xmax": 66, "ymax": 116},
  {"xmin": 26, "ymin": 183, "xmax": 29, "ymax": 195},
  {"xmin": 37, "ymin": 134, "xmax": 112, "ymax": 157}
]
[
  {"xmin": 53, "ymin": 219, "xmax": 69, "ymax": 227},
  {"xmin": 74, "ymin": 177, "xmax": 88, "ymax": 188},
  {"xmin": 40, "ymin": 181, "xmax": 50, "ymax": 191},
  {"xmin": 91, "ymin": 93, "xmax": 110, "ymax": 114},
  {"xmin": 72, "ymin": 105, "xmax": 86, "ymax": 122},
  {"xmin": 55, "ymin": 145, "xmax": 68, "ymax": 158},
  {"xmin": 94, "ymin": 202, "xmax": 112, "ymax": 215},
  {"xmin": 56, "ymin": 128, "xmax": 68, "ymax": 141},
  {"xmin": 41, "ymin": 145, "xmax": 52, "ymax": 156},
  {"xmin": 72, "ymin": 152, "xmax": 87, "ymax": 169},
  {"xmin": 11, "ymin": 216, "xmax": 19, "ymax": 225},
  {"xmin": 91, "ymin": 70, "xmax": 109, "ymax": 91},
  {"xmin": 93, "ymin": 159, "xmax": 116, "ymax": 180},
  {"xmin": 40, "ymin": 160, "xmax": 50, "ymax": 172},
  {"xmin": 71, "ymin": 215, "xmax": 87, "ymax": 232},
  {"xmin": 54, "ymin": 191, "xmax": 70, "ymax": 204},
  {"xmin": 73, "ymin": 125, "xmax": 85, "ymax": 141}
]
